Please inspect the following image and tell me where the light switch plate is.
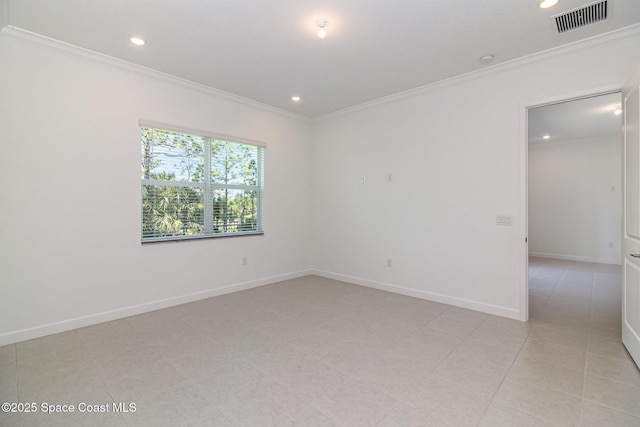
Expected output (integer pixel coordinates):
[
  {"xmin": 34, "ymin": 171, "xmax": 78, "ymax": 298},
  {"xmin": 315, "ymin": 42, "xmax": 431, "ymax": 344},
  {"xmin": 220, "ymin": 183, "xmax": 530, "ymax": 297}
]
[{"xmin": 496, "ymin": 215, "xmax": 513, "ymax": 226}]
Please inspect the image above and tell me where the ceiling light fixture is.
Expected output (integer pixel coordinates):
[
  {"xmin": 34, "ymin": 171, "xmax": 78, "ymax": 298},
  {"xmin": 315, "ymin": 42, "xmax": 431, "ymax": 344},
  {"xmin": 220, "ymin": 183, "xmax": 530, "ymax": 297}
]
[
  {"xmin": 543, "ymin": 134, "xmax": 551, "ymax": 140},
  {"xmin": 291, "ymin": 96, "xmax": 301, "ymax": 102},
  {"xmin": 316, "ymin": 19, "xmax": 328, "ymax": 38},
  {"xmin": 614, "ymin": 106, "xmax": 623, "ymax": 115},
  {"xmin": 130, "ymin": 36, "xmax": 146, "ymax": 46},
  {"xmin": 479, "ymin": 54, "xmax": 494, "ymax": 65},
  {"xmin": 539, "ymin": 0, "xmax": 559, "ymax": 9}
]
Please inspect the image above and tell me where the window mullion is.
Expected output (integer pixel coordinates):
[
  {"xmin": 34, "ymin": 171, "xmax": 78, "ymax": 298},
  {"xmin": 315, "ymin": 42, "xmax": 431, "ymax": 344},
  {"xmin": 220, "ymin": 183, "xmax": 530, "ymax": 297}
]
[
  {"xmin": 257, "ymin": 147, "xmax": 264, "ymax": 231},
  {"xmin": 203, "ymin": 138, "xmax": 213, "ymax": 234}
]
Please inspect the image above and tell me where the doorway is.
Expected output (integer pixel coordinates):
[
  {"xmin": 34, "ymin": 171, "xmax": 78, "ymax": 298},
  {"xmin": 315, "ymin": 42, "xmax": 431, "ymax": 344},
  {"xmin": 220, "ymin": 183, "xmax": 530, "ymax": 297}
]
[{"xmin": 526, "ymin": 92, "xmax": 623, "ymax": 320}]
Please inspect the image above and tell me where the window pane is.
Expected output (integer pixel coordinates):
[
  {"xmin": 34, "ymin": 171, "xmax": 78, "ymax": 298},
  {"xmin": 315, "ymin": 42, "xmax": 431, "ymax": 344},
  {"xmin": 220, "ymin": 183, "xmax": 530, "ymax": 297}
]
[
  {"xmin": 142, "ymin": 184, "xmax": 204, "ymax": 238},
  {"xmin": 211, "ymin": 140, "xmax": 259, "ymax": 185},
  {"xmin": 212, "ymin": 188, "xmax": 259, "ymax": 233},
  {"xmin": 141, "ymin": 128, "xmax": 205, "ymax": 182},
  {"xmin": 141, "ymin": 125, "xmax": 264, "ymax": 242}
]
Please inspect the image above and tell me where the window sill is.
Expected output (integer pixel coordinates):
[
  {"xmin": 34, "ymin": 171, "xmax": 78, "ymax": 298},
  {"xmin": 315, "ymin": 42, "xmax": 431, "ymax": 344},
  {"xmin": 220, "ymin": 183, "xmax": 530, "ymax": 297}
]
[{"xmin": 141, "ymin": 231, "xmax": 264, "ymax": 244}]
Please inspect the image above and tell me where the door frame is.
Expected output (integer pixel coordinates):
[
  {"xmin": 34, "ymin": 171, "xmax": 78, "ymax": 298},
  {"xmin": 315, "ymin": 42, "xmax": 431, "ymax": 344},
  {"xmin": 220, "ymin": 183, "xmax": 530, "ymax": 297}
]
[{"xmin": 519, "ymin": 85, "xmax": 623, "ymax": 321}]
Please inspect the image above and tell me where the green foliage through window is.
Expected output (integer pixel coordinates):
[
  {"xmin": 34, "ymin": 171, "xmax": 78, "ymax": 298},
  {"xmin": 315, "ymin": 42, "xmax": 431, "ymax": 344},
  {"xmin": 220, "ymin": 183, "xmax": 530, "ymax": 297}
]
[{"xmin": 141, "ymin": 126, "xmax": 264, "ymax": 241}]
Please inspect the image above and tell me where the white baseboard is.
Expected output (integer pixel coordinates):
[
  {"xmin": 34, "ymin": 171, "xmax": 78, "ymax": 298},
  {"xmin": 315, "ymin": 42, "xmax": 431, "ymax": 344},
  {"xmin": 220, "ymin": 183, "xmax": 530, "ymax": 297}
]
[
  {"xmin": 529, "ymin": 252, "xmax": 621, "ymax": 265},
  {"xmin": 0, "ymin": 270, "xmax": 313, "ymax": 346},
  {"xmin": 309, "ymin": 269, "xmax": 522, "ymax": 321},
  {"xmin": 1, "ymin": 268, "xmax": 525, "ymax": 346}
]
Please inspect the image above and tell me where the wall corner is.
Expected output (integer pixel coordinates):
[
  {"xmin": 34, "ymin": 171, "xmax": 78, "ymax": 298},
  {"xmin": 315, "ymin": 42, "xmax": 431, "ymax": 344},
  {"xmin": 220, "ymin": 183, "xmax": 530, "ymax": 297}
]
[{"xmin": 0, "ymin": 0, "xmax": 8, "ymax": 31}]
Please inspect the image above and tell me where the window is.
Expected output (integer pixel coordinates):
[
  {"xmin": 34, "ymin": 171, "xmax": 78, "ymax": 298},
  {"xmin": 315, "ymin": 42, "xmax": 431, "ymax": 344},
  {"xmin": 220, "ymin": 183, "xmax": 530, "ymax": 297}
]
[{"xmin": 141, "ymin": 123, "xmax": 264, "ymax": 242}]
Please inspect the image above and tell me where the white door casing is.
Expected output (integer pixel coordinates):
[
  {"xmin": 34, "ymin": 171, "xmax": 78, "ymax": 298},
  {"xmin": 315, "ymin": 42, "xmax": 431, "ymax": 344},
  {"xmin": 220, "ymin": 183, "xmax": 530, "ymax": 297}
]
[{"xmin": 622, "ymin": 68, "xmax": 640, "ymax": 369}]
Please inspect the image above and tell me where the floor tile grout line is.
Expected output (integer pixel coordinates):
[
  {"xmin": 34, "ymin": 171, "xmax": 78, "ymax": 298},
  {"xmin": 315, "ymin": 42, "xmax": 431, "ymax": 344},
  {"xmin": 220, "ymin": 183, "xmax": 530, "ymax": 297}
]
[
  {"xmin": 532, "ymin": 261, "xmax": 566, "ymax": 315},
  {"xmin": 578, "ymin": 268, "xmax": 597, "ymax": 423},
  {"xmin": 581, "ymin": 396, "xmax": 640, "ymax": 420},
  {"xmin": 586, "ymin": 369, "xmax": 640, "ymax": 389},
  {"xmin": 476, "ymin": 315, "xmax": 534, "ymax": 425},
  {"xmin": 4, "ymin": 262, "xmax": 633, "ymax": 426},
  {"xmin": 499, "ymin": 259, "xmax": 616, "ymax": 426}
]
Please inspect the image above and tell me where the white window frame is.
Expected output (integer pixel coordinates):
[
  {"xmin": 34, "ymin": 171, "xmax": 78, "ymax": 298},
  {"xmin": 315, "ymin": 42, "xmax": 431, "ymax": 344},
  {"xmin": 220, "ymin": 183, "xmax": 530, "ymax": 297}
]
[{"xmin": 140, "ymin": 120, "xmax": 265, "ymax": 243}]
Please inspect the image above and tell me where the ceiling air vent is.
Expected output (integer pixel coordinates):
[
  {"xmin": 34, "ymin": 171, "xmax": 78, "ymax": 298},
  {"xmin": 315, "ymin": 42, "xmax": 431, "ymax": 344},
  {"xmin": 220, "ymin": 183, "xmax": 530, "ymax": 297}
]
[{"xmin": 553, "ymin": 0, "xmax": 608, "ymax": 33}]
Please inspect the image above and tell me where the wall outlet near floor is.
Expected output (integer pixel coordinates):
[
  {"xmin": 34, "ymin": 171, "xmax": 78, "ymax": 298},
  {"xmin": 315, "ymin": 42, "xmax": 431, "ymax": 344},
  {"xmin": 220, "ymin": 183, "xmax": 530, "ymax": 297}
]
[
  {"xmin": 242, "ymin": 256, "xmax": 248, "ymax": 265},
  {"xmin": 387, "ymin": 258, "xmax": 393, "ymax": 267}
]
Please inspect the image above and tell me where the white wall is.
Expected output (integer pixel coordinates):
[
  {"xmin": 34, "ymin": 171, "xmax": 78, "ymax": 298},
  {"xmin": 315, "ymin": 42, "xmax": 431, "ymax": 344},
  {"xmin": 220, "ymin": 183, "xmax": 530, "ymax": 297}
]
[
  {"xmin": 528, "ymin": 134, "xmax": 621, "ymax": 264},
  {"xmin": 0, "ymin": 1, "xmax": 7, "ymax": 29},
  {"xmin": 2, "ymin": 25, "xmax": 640, "ymax": 345},
  {"xmin": 310, "ymin": 28, "xmax": 640, "ymax": 319},
  {"xmin": 0, "ymin": 30, "xmax": 312, "ymax": 345}
]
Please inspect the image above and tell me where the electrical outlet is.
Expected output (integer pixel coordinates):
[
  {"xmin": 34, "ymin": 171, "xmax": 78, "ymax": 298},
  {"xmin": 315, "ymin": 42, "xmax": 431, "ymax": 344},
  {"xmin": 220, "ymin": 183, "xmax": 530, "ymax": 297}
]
[
  {"xmin": 242, "ymin": 256, "xmax": 247, "ymax": 265},
  {"xmin": 361, "ymin": 176, "xmax": 366, "ymax": 184},
  {"xmin": 387, "ymin": 258, "xmax": 393, "ymax": 267},
  {"xmin": 608, "ymin": 242, "xmax": 614, "ymax": 248},
  {"xmin": 388, "ymin": 173, "xmax": 393, "ymax": 182}
]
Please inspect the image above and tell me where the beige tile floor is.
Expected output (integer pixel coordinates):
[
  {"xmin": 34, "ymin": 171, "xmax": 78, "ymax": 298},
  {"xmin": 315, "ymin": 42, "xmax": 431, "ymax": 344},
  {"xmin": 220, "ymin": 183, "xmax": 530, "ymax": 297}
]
[{"xmin": 1, "ymin": 257, "xmax": 639, "ymax": 426}]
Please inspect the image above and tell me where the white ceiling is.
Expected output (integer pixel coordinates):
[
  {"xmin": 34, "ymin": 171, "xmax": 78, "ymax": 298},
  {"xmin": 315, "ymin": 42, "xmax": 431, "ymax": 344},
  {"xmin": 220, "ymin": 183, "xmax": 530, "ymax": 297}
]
[
  {"xmin": 528, "ymin": 92, "xmax": 622, "ymax": 144},
  {"xmin": 3, "ymin": 0, "xmax": 640, "ymax": 118}
]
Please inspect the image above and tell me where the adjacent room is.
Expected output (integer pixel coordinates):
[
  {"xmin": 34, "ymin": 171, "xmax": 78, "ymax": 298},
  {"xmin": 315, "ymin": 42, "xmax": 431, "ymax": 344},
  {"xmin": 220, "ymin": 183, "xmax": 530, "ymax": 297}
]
[
  {"xmin": 1, "ymin": 0, "xmax": 640, "ymax": 425},
  {"xmin": 528, "ymin": 93, "xmax": 623, "ymax": 316}
]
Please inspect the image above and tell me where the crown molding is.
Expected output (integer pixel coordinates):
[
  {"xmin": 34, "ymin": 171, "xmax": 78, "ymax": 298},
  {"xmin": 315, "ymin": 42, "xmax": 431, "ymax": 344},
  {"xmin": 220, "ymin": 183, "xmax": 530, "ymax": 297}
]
[
  {"xmin": 3, "ymin": 21, "xmax": 639, "ymax": 124},
  {"xmin": 0, "ymin": 25, "xmax": 312, "ymax": 123},
  {"xmin": 313, "ymin": 23, "xmax": 640, "ymax": 123}
]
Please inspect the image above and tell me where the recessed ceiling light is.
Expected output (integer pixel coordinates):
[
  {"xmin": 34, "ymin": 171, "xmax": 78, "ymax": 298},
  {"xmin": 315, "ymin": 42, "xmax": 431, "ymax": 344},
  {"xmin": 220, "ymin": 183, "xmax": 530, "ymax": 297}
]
[
  {"xmin": 316, "ymin": 19, "xmax": 328, "ymax": 39},
  {"xmin": 130, "ymin": 36, "xmax": 146, "ymax": 46},
  {"xmin": 543, "ymin": 134, "xmax": 551, "ymax": 140},
  {"xmin": 479, "ymin": 54, "xmax": 494, "ymax": 65},
  {"xmin": 539, "ymin": 0, "xmax": 559, "ymax": 9},
  {"xmin": 291, "ymin": 96, "xmax": 301, "ymax": 102}
]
